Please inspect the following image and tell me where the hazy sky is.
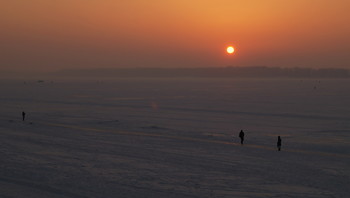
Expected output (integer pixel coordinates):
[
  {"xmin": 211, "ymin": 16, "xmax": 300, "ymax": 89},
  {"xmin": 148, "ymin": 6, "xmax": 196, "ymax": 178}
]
[{"xmin": 1, "ymin": 0, "xmax": 350, "ymax": 71}]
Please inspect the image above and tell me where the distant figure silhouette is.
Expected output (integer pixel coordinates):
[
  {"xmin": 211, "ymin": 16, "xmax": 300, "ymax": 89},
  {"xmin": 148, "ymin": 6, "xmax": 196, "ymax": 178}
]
[
  {"xmin": 22, "ymin": 111, "xmax": 26, "ymax": 121},
  {"xmin": 277, "ymin": 136, "xmax": 282, "ymax": 151},
  {"xmin": 239, "ymin": 130, "xmax": 245, "ymax": 144}
]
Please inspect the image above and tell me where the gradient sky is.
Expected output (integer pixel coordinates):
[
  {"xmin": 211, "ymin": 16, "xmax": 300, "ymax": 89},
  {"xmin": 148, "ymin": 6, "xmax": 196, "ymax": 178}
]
[{"xmin": 1, "ymin": 0, "xmax": 350, "ymax": 71}]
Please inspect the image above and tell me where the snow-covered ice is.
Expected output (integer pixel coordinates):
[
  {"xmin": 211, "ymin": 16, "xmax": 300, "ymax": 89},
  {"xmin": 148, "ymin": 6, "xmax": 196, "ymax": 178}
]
[{"xmin": 0, "ymin": 78, "xmax": 349, "ymax": 197}]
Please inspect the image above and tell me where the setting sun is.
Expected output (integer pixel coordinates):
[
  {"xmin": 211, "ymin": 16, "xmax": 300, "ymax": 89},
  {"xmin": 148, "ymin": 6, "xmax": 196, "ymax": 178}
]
[{"xmin": 227, "ymin": 46, "xmax": 235, "ymax": 54}]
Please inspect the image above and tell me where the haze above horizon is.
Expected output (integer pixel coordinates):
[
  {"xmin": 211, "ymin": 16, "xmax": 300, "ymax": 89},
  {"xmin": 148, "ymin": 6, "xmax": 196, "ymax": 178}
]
[{"xmin": 1, "ymin": 0, "xmax": 350, "ymax": 71}]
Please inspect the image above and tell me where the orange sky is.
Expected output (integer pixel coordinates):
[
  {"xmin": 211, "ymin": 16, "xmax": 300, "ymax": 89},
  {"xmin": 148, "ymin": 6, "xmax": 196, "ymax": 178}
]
[{"xmin": 1, "ymin": 0, "xmax": 349, "ymax": 71}]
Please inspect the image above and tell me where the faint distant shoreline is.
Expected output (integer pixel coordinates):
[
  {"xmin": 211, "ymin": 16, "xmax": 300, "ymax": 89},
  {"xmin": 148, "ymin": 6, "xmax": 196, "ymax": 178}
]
[
  {"xmin": 1, "ymin": 66, "xmax": 350, "ymax": 79},
  {"xmin": 53, "ymin": 66, "xmax": 350, "ymax": 79}
]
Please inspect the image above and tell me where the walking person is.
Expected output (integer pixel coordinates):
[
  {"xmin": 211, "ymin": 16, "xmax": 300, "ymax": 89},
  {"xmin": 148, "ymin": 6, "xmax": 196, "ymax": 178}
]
[
  {"xmin": 22, "ymin": 111, "xmax": 26, "ymax": 121},
  {"xmin": 239, "ymin": 130, "xmax": 245, "ymax": 145},
  {"xmin": 277, "ymin": 136, "xmax": 282, "ymax": 151}
]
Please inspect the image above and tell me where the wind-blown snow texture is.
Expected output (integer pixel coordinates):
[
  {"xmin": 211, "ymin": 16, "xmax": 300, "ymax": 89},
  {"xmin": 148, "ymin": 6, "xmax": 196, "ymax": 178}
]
[{"xmin": 0, "ymin": 78, "xmax": 349, "ymax": 197}]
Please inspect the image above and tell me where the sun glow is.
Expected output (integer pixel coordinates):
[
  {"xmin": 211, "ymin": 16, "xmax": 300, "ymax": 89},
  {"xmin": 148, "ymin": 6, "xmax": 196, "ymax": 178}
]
[{"xmin": 226, "ymin": 46, "xmax": 235, "ymax": 54}]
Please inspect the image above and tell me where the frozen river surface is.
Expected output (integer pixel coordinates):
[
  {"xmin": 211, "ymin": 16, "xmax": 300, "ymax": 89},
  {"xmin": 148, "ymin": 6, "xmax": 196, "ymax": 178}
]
[{"xmin": 0, "ymin": 78, "xmax": 349, "ymax": 197}]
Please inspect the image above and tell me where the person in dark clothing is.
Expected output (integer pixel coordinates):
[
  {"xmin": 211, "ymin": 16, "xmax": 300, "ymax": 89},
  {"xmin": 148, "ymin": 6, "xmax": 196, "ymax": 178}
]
[
  {"xmin": 239, "ymin": 130, "xmax": 245, "ymax": 144},
  {"xmin": 277, "ymin": 136, "xmax": 282, "ymax": 151},
  {"xmin": 22, "ymin": 111, "xmax": 26, "ymax": 121}
]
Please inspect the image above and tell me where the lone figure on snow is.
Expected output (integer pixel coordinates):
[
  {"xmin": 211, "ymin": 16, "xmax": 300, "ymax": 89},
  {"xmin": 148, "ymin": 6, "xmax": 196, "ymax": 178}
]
[
  {"xmin": 239, "ymin": 130, "xmax": 245, "ymax": 145},
  {"xmin": 22, "ymin": 111, "xmax": 26, "ymax": 121},
  {"xmin": 277, "ymin": 136, "xmax": 282, "ymax": 151}
]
